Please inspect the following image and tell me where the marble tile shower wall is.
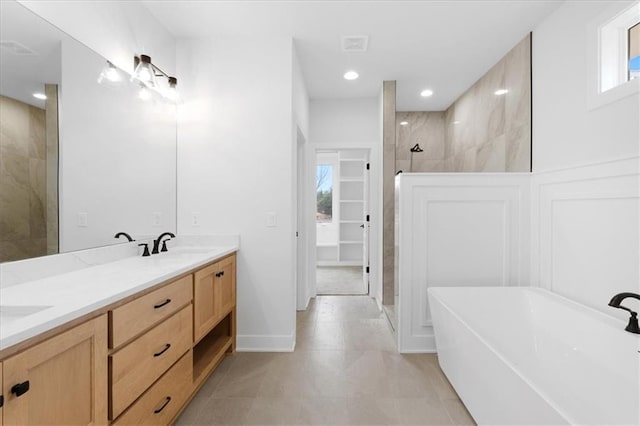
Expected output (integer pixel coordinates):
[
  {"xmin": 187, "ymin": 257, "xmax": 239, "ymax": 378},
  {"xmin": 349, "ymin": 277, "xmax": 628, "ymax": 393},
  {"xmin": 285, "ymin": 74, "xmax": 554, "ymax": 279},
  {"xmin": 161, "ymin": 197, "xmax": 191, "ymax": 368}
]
[
  {"xmin": 396, "ymin": 34, "xmax": 531, "ymax": 173},
  {"xmin": 396, "ymin": 112, "xmax": 446, "ymax": 173},
  {"xmin": 0, "ymin": 95, "xmax": 48, "ymax": 262}
]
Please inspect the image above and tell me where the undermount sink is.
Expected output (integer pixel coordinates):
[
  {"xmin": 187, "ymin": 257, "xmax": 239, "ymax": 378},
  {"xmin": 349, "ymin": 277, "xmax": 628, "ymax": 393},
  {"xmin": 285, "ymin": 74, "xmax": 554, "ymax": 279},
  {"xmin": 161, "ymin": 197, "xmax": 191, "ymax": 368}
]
[
  {"xmin": 0, "ymin": 305, "xmax": 53, "ymax": 326},
  {"xmin": 169, "ymin": 246, "xmax": 221, "ymax": 254}
]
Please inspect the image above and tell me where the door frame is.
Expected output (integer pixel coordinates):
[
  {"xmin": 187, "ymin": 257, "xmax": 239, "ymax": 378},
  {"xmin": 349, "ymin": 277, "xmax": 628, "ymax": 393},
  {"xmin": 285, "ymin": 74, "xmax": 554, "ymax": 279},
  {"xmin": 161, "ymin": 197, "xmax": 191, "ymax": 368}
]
[{"xmin": 304, "ymin": 142, "xmax": 382, "ymax": 306}]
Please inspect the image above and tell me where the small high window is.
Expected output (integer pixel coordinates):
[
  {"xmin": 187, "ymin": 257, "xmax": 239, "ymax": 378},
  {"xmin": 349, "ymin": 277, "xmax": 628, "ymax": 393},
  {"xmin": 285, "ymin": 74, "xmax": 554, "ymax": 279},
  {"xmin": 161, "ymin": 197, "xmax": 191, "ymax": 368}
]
[
  {"xmin": 629, "ymin": 22, "xmax": 640, "ymax": 80},
  {"xmin": 599, "ymin": 3, "xmax": 640, "ymax": 92}
]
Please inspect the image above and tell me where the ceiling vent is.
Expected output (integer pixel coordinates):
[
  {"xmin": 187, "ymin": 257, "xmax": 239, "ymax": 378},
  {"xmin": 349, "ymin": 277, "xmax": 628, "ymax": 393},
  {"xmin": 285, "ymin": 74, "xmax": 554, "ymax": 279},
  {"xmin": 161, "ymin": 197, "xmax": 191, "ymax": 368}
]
[
  {"xmin": 0, "ymin": 40, "xmax": 37, "ymax": 55},
  {"xmin": 342, "ymin": 36, "xmax": 369, "ymax": 52}
]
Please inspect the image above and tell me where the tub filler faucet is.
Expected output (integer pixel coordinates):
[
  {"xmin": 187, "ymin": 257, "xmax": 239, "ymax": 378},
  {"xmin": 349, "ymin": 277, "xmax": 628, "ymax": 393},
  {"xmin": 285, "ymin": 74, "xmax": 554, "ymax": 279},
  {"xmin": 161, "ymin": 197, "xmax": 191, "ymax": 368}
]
[{"xmin": 608, "ymin": 292, "xmax": 640, "ymax": 334}]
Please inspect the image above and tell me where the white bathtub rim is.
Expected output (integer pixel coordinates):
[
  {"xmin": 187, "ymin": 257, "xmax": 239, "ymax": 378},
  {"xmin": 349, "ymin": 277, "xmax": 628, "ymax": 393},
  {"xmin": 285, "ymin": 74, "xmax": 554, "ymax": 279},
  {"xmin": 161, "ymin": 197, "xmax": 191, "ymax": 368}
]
[
  {"xmin": 429, "ymin": 286, "xmax": 635, "ymax": 339},
  {"xmin": 429, "ymin": 287, "xmax": 580, "ymax": 425},
  {"xmin": 429, "ymin": 286, "xmax": 639, "ymax": 425}
]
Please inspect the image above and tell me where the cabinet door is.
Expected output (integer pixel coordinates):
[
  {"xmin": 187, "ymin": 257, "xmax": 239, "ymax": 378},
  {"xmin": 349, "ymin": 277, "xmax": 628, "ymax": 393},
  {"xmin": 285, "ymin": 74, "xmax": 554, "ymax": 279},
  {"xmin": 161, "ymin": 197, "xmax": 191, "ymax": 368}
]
[
  {"xmin": 214, "ymin": 255, "xmax": 236, "ymax": 323},
  {"xmin": 193, "ymin": 262, "xmax": 218, "ymax": 343},
  {"xmin": 1, "ymin": 360, "xmax": 3, "ymax": 426},
  {"xmin": 2, "ymin": 315, "xmax": 108, "ymax": 425}
]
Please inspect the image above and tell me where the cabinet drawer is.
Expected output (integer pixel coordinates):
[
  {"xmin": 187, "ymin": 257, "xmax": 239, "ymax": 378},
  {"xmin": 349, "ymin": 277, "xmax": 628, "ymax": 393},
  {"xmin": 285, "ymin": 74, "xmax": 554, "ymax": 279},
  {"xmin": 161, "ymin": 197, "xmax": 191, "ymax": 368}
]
[
  {"xmin": 110, "ymin": 305, "xmax": 192, "ymax": 419},
  {"xmin": 110, "ymin": 275, "xmax": 193, "ymax": 349},
  {"xmin": 112, "ymin": 351, "xmax": 193, "ymax": 426}
]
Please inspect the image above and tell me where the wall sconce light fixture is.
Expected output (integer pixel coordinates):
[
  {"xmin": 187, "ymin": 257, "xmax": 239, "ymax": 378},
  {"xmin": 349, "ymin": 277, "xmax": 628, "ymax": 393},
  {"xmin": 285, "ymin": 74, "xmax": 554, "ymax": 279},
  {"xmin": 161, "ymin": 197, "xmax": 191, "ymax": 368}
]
[
  {"xmin": 131, "ymin": 54, "xmax": 179, "ymax": 102},
  {"xmin": 97, "ymin": 61, "xmax": 122, "ymax": 84}
]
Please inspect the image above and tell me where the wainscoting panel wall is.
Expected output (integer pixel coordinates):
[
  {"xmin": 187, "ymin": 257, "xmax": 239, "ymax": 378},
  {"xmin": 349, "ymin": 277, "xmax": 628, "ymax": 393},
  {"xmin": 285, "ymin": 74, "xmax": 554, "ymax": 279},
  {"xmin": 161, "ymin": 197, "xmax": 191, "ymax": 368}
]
[
  {"xmin": 396, "ymin": 174, "xmax": 530, "ymax": 352},
  {"xmin": 531, "ymin": 157, "xmax": 639, "ymax": 321}
]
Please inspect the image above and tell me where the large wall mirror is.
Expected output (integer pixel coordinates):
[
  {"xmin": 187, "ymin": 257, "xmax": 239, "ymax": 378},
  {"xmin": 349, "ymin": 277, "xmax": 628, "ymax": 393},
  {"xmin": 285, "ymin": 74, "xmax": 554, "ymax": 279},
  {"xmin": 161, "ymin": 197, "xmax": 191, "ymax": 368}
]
[{"xmin": 0, "ymin": 1, "xmax": 177, "ymax": 263}]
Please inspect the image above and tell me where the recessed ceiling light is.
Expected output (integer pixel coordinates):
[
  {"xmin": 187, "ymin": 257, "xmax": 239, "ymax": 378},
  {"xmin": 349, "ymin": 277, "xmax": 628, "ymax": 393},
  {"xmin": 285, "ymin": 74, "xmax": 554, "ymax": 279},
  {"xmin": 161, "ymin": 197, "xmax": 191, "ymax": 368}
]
[
  {"xmin": 344, "ymin": 71, "xmax": 359, "ymax": 80},
  {"xmin": 494, "ymin": 89, "xmax": 509, "ymax": 96},
  {"xmin": 400, "ymin": 121, "xmax": 409, "ymax": 126},
  {"xmin": 33, "ymin": 93, "xmax": 46, "ymax": 100},
  {"xmin": 420, "ymin": 89, "xmax": 434, "ymax": 97}
]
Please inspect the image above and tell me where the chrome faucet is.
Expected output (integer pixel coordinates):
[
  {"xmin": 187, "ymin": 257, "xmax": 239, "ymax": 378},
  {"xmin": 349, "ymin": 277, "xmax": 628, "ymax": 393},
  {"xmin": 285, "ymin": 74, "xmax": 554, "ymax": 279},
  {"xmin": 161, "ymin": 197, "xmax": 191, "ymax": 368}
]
[
  {"xmin": 608, "ymin": 292, "xmax": 640, "ymax": 334},
  {"xmin": 152, "ymin": 232, "xmax": 175, "ymax": 254}
]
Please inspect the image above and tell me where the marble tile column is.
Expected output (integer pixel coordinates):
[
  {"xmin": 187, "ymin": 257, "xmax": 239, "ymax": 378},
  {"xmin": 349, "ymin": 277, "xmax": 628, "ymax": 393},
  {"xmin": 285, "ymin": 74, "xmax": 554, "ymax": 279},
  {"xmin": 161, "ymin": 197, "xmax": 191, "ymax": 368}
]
[
  {"xmin": 382, "ymin": 81, "xmax": 396, "ymax": 306},
  {"xmin": 45, "ymin": 84, "xmax": 59, "ymax": 255}
]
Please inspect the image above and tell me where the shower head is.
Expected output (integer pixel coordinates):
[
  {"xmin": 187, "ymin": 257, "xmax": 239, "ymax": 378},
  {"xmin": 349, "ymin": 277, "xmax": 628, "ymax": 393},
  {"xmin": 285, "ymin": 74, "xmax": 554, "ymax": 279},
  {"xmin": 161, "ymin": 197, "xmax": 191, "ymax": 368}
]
[{"xmin": 410, "ymin": 143, "xmax": 424, "ymax": 153}]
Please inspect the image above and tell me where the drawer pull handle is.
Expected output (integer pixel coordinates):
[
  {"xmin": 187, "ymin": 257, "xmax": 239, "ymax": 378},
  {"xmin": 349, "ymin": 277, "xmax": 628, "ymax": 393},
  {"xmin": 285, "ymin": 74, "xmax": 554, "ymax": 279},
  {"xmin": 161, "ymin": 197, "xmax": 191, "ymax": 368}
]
[
  {"xmin": 220, "ymin": 271, "xmax": 225, "ymax": 277},
  {"xmin": 215, "ymin": 271, "xmax": 225, "ymax": 278},
  {"xmin": 154, "ymin": 396, "xmax": 172, "ymax": 414},
  {"xmin": 153, "ymin": 343, "xmax": 171, "ymax": 357},
  {"xmin": 11, "ymin": 381, "xmax": 30, "ymax": 397},
  {"xmin": 154, "ymin": 299, "xmax": 172, "ymax": 309},
  {"xmin": 0, "ymin": 394, "xmax": 4, "ymax": 407}
]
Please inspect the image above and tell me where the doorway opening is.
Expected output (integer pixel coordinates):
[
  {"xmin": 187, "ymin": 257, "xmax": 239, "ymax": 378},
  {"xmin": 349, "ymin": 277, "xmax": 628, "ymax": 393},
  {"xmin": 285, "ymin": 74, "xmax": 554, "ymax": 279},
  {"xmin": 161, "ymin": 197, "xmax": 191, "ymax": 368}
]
[{"xmin": 315, "ymin": 149, "xmax": 370, "ymax": 295}]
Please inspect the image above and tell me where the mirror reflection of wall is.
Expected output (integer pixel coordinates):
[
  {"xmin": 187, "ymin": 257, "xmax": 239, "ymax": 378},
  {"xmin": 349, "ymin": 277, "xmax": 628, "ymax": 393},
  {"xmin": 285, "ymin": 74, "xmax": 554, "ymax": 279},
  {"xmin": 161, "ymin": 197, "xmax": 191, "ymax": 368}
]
[
  {"xmin": 59, "ymin": 38, "xmax": 177, "ymax": 253},
  {"xmin": 0, "ymin": 87, "xmax": 59, "ymax": 262},
  {"xmin": 0, "ymin": 1, "xmax": 177, "ymax": 263}
]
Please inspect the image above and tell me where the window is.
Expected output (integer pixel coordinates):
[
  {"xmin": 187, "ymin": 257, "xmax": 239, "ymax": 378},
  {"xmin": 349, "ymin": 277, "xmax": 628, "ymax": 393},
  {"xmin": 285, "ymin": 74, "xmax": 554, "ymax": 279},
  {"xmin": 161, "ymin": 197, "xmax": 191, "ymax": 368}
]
[
  {"xmin": 599, "ymin": 2, "xmax": 640, "ymax": 92},
  {"xmin": 589, "ymin": 2, "xmax": 640, "ymax": 109},
  {"xmin": 629, "ymin": 22, "xmax": 640, "ymax": 80},
  {"xmin": 316, "ymin": 164, "xmax": 333, "ymax": 223}
]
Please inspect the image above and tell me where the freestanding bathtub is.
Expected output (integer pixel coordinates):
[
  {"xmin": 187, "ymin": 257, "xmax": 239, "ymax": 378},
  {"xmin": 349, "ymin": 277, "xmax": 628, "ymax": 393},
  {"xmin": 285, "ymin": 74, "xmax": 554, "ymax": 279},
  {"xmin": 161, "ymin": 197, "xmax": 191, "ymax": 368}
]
[{"xmin": 428, "ymin": 286, "xmax": 639, "ymax": 426}]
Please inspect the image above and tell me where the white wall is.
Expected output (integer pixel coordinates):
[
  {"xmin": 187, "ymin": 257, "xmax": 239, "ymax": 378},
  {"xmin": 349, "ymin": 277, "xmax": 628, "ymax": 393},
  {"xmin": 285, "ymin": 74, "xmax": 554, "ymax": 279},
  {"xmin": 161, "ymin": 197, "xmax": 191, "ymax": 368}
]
[
  {"xmin": 308, "ymin": 97, "xmax": 383, "ymax": 306},
  {"xmin": 18, "ymin": 0, "xmax": 175, "ymax": 75},
  {"xmin": 533, "ymin": 0, "xmax": 638, "ymax": 171},
  {"xmin": 176, "ymin": 36, "xmax": 296, "ymax": 351},
  {"xmin": 310, "ymin": 98, "xmax": 380, "ymax": 144},
  {"xmin": 396, "ymin": 174, "xmax": 531, "ymax": 352},
  {"xmin": 292, "ymin": 45, "xmax": 309, "ymax": 139},
  {"xmin": 292, "ymin": 44, "xmax": 312, "ymax": 312},
  {"xmin": 532, "ymin": 0, "xmax": 640, "ymax": 313}
]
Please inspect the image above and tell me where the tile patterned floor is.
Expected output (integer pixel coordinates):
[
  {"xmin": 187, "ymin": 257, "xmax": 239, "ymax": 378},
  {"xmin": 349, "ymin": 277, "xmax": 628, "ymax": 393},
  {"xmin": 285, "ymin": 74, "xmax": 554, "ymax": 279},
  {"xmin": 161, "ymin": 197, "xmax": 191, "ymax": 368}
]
[
  {"xmin": 316, "ymin": 266, "xmax": 366, "ymax": 295},
  {"xmin": 175, "ymin": 296, "xmax": 476, "ymax": 425}
]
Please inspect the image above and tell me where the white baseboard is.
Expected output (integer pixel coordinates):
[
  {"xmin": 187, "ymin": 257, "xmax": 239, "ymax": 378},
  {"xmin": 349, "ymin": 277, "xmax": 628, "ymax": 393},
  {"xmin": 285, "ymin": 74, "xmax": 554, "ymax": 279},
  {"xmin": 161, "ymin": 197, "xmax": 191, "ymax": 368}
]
[{"xmin": 236, "ymin": 334, "xmax": 295, "ymax": 352}]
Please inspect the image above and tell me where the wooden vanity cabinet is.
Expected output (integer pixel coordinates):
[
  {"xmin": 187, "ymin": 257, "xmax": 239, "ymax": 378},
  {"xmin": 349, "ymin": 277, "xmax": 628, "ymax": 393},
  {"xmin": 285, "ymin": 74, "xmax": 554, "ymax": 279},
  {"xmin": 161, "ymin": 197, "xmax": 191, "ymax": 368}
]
[
  {"xmin": 108, "ymin": 277, "xmax": 193, "ymax": 422},
  {"xmin": 1, "ymin": 361, "xmax": 4, "ymax": 426},
  {"xmin": 1, "ymin": 315, "xmax": 108, "ymax": 425},
  {"xmin": 192, "ymin": 253, "xmax": 236, "ymax": 388},
  {"xmin": 193, "ymin": 254, "xmax": 236, "ymax": 343},
  {"xmin": 0, "ymin": 251, "xmax": 237, "ymax": 426}
]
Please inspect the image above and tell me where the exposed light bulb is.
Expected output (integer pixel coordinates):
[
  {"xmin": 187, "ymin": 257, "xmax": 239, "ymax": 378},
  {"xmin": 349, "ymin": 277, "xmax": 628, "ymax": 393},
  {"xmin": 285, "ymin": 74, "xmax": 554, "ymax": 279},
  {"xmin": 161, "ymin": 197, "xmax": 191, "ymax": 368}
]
[
  {"xmin": 97, "ymin": 62, "xmax": 121, "ymax": 84},
  {"xmin": 33, "ymin": 93, "xmax": 47, "ymax": 100},
  {"xmin": 137, "ymin": 68, "xmax": 153, "ymax": 83},
  {"xmin": 138, "ymin": 86, "xmax": 152, "ymax": 101},
  {"xmin": 163, "ymin": 76, "xmax": 179, "ymax": 102},
  {"xmin": 105, "ymin": 68, "xmax": 120, "ymax": 82},
  {"xmin": 132, "ymin": 54, "xmax": 157, "ymax": 88},
  {"xmin": 420, "ymin": 89, "xmax": 434, "ymax": 97}
]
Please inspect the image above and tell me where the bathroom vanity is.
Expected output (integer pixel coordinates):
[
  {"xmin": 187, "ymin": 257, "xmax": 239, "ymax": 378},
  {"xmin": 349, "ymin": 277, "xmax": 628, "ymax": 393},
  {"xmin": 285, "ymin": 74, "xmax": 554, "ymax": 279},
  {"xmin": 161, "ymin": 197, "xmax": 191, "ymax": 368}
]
[{"xmin": 0, "ymin": 238, "xmax": 238, "ymax": 425}]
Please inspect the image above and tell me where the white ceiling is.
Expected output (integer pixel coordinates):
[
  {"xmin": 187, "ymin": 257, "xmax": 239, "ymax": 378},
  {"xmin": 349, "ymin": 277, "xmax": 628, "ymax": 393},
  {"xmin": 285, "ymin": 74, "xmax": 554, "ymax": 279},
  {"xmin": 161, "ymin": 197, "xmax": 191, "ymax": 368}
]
[
  {"xmin": 0, "ymin": 1, "xmax": 63, "ymax": 109},
  {"xmin": 143, "ymin": 0, "xmax": 563, "ymax": 111}
]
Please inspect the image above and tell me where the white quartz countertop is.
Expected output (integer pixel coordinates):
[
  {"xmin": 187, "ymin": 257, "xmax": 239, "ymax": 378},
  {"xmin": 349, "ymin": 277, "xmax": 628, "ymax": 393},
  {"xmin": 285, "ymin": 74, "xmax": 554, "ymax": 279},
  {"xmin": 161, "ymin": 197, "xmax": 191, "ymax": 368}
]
[{"xmin": 0, "ymin": 241, "xmax": 238, "ymax": 353}]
